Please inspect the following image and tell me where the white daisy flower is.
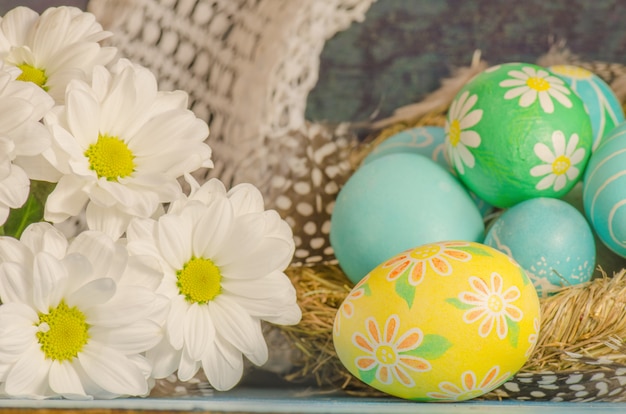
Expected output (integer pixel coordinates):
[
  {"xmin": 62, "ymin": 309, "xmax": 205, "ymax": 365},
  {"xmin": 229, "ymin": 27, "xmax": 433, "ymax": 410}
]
[
  {"xmin": 0, "ymin": 67, "xmax": 53, "ymax": 226},
  {"xmin": 499, "ymin": 66, "xmax": 572, "ymax": 114},
  {"xmin": 445, "ymin": 90, "xmax": 482, "ymax": 174},
  {"xmin": 126, "ymin": 176, "xmax": 302, "ymax": 391},
  {"xmin": 530, "ymin": 130, "xmax": 585, "ymax": 192},
  {"xmin": 0, "ymin": 6, "xmax": 117, "ymax": 103},
  {"xmin": 0, "ymin": 222, "xmax": 166, "ymax": 399},
  {"xmin": 39, "ymin": 59, "xmax": 213, "ymax": 240}
]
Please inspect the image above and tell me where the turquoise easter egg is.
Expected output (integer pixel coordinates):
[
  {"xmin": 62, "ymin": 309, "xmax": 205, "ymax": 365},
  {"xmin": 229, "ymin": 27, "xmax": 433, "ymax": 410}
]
[
  {"xmin": 549, "ymin": 65, "xmax": 625, "ymax": 151},
  {"xmin": 445, "ymin": 62, "xmax": 593, "ymax": 208},
  {"xmin": 364, "ymin": 126, "xmax": 493, "ymax": 216},
  {"xmin": 583, "ymin": 122, "xmax": 626, "ymax": 258},
  {"xmin": 330, "ymin": 152, "xmax": 485, "ymax": 284},
  {"xmin": 484, "ymin": 197, "xmax": 595, "ymax": 296},
  {"xmin": 363, "ymin": 126, "xmax": 448, "ymax": 166}
]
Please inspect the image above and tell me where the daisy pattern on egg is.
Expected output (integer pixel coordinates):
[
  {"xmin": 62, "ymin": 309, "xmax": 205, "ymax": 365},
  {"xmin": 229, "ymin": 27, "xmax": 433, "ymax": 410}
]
[
  {"xmin": 445, "ymin": 90, "xmax": 482, "ymax": 174},
  {"xmin": 499, "ymin": 66, "xmax": 572, "ymax": 114},
  {"xmin": 530, "ymin": 130, "xmax": 585, "ymax": 192}
]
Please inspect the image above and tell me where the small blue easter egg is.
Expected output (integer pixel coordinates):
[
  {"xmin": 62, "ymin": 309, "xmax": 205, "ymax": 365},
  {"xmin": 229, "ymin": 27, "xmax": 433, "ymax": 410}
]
[
  {"xmin": 330, "ymin": 152, "xmax": 485, "ymax": 284},
  {"xmin": 363, "ymin": 126, "xmax": 448, "ymax": 166},
  {"xmin": 549, "ymin": 65, "xmax": 625, "ymax": 151},
  {"xmin": 583, "ymin": 122, "xmax": 626, "ymax": 257},
  {"xmin": 484, "ymin": 197, "xmax": 595, "ymax": 296}
]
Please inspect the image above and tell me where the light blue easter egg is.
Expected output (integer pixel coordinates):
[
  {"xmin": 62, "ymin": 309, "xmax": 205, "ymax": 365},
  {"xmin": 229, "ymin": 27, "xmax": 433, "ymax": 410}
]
[
  {"xmin": 583, "ymin": 122, "xmax": 626, "ymax": 258},
  {"xmin": 363, "ymin": 126, "xmax": 448, "ymax": 166},
  {"xmin": 330, "ymin": 152, "xmax": 485, "ymax": 284},
  {"xmin": 364, "ymin": 126, "xmax": 493, "ymax": 216},
  {"xmin": 549, "ymin": 65, "xmax": 625, "ymax": 151},
  {"xmin": 484, "ymin": 197, "xmax": 595, "ymax": 296}
]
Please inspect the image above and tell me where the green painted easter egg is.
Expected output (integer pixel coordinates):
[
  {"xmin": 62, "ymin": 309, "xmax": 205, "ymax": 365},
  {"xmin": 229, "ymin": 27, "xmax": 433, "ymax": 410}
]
[{"xmin": 444, "ymin": 63, "xmax": 593, "ymax": 208}]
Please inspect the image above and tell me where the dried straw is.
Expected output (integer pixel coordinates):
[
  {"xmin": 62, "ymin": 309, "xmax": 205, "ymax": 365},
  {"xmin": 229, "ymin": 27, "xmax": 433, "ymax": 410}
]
[{"xmin": 279, "ymin": 265, "xmax": 626, "ymax": 396}]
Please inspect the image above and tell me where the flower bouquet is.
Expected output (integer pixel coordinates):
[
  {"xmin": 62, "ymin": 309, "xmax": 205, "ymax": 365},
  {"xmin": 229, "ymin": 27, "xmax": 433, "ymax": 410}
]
[{"xmin": 0, "ymin": 6, "xmax": 301, "ymax": 399}]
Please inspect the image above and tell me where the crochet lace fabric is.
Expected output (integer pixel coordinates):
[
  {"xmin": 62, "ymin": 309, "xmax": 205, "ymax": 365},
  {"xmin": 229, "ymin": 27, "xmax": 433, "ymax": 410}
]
[{"xmin": 88, "ymin": 0, "xmax": 374, "ymax": 187}]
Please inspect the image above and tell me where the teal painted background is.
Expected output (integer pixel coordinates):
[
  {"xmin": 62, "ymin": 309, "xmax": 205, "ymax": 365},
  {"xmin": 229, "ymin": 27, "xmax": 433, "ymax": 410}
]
[{"xmin": 306, "ymin": 0, "xmax": 626, "ymax": 124}]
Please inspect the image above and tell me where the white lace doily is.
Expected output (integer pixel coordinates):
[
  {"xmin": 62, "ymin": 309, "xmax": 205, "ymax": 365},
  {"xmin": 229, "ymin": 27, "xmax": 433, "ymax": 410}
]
[{"xmin": 88, "ymin": 0, "xmax": 375, "ymax": 186}]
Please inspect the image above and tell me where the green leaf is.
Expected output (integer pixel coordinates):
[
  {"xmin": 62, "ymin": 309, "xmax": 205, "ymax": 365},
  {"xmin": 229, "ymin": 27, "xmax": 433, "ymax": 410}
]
[
  {"xmin": 507, "ymin": 317, "xmax": 520, "ymax": 348},
  {"xmin": 1, "ymin": 180, "xmax": 55, "ymax": 239},
  {"xmin": 461, "ymin": 245, "xmax": 493, "ymax": 257},
  {"xmin": 394, "ymin": 268, "xmax": 415, "ymax": 309},
  {"xmin": 358, "ymin": 367, "xmax": 377, "ymax": 385},
  {"xmin": 403, "ymin": 334, "xmax": 452, "ymax": 360},
  {"xmin": 445, "ymin": 297, "xmax": 474, "ymax": 310},
  {"xmin": 362, "ymin": 282, "xmax": 372, "ymax": 297}
]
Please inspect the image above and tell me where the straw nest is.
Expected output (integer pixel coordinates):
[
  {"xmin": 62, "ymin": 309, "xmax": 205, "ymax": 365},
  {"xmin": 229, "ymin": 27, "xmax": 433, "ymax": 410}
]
[
  {"xmin": 276, "ymin": 107, "xmax": 626, "ymax": 401},
  {"xmin": 279, "ymin": 264, "xmax": 626, "ymax": 400}
]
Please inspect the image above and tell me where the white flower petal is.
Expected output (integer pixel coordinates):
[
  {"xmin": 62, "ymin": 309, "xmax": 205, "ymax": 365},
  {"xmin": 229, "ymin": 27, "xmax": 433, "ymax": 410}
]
[
  {"xmin": 566, "ymin": 166, "xmax": 580, "ymax": 180},
  {"xmin": 570, "ymin": 147, "xmax": 586, "ymax": 165},
  {"xmin": 65, "ymin": 84, "xmax": 100, "ymax": 148},
  {"xmin": 533, "ymin": 143, "xmax": 556, "ymax": 163},
  {"xmin": 146, "ymin": 337, "xmax": 180, "ymax": 379},
  {"xmin": 86, "ymin": 286, "xmax": 158, "ymax": 327},
  {"xmin": 0, "ymin": 235, "xmax": 31, "ymax": 263},
  {"xmin": 4, "ymin": 344, "xmax": 51, "ymax": 398},
  {"xmin": 166, "ymin": 296, "xmax": 188, "ymax": 350},
  {"xmin": 90, "ymin": 319, "xmax": 163, "ymax": 355},
  {"xmin": 211, "ymin": 296, "xmax": 267, "ymax": 365},
  {"xmin": 227, "ymin": 184, "xmax": 265, "ymax": 216},
  {"xmin": 20, "ymin": 222, "xmax": 68, "ymax": 259},
  {"xmin": 183, "ymin": 303, "xmax": 215, "ymax": 360},
  {"xmin": 66, "ymin": 277, "xmax": 116, "ymax": 310},
  {"xmin": 32, "ymin": 251, "xmax": 68, "ymax": 312},
  {"xmin": 503, "ymin": 86, "xmax": 528, "ymax": 100},
  {"xmin": 176, "ymin": 347, "xmax": 200, "ymax": 382},
  {"xmin": 201, "ymin": 339, "xmax": 243, "ymax": 391},
  {"xmin": 78, "ymin": 342, "xmax": 148, "ymax": 397},
  {"xmin": 85, "ymin": 201, "xmax": 131, "ymax": 241},
  {"xmin": 193, "ymin": 199, "xmax": 233, "ymax": 259},
  {"xmin": 0, "ymin": 262, "xmax": 32, "ymax": 304},
  {"xmin": 538, "ymin": 92, "xmax": 554, "ymax": 113},
  {"xmin": 68, "ymin": 231, "xmax": 127, "ymax": 281},
  {"xmin": 157, "ymin": 213, "xmax": 192, "ymax": 270},
  {"xmin": 535, "ymin": 174, "xmax": 556, "ymax": 190},
  {"xmin": 44, "ymin": 175, "xmax": 90, "ymax": 223},
  {"xmin": 0, "ymin": 164, "xmax": 29, "ymax": 210},
  {"xmin": 48, "ymin": 360, "xmax": 87, "ymax": 398},
  {"xmin": 554, "ymin": 175, "xmax": 567, "ymax": 191},
  {"xmin": 551, "ymin": 131, "xmax": 566, "ymax": 156},
  {"xmin": 519, "ymin": 89, "xmax": 537, "ymax": 107},
  {"xmin": 549, "ymin": 89, "xmax": 573, "ymax": 108},
  {"xmin": 0, "ymin": 7, "xmax": 39, "ymax": 46},
  {"xmin": 530, "ymin": 164, "xmax": 553, "ymax": 177}
]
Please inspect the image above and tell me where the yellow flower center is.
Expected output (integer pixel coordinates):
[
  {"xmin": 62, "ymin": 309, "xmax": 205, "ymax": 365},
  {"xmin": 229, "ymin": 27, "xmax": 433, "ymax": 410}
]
[
  {"xmin": 487, "ymin": 294, "xmax": 504, "ymax": 313},
  {"xmin": 550, "ymin": 65, "xmax": 592, "ymax": 79},
  {"xmin": 410, "ymin": 244, "xmax": 441, "ymax": 261},
  {"xmin": 85, "ymin": 134, "xmax": 135, "ymax": 181},
  {"xmin": 375, "ymin": 345, "xmax": 397, "ymax": 365},
  {"xmin": 526, "ymin": 76, "xmax": 550, "ymax": 92},
  {"xmin": 36, "ymin": 300, "xmax": 90, "ymax": 362},
  {"xmin": 552, "ymin": 155, "xmax": 571, "ymax": 175},
  {"xmin": 448, "ymin": 119, "xmax": 461, "ymax": 147},
  {"xmin": 177, "ymin": 257, "xmax": 222, "ymax": 304},
  {"xmin": 16, "ymin": 63, "xmax": 48, "ymax": 90}
]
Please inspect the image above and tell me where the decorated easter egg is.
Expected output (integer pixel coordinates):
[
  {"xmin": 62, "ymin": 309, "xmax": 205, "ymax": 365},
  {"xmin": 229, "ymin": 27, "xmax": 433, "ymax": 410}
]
[
  {"xmin": 333, "ymin": 241, "xmax": 540, "ymax": 401},
  {"xmin": 549, "ymin": 65, "xmax": 624, "ymax": 151},
  {"xmin": 583, "ymin": 122, "xmax": 626, "ymax": 257},
  {"xmin": 484, "ymin": 197, "xmax": 595, "ymax": 296},
  {"xmin": 363, "ymin": 126, "xmax": 492, "ymax": 216},
  {"xmin": 363, "ymin": 126, "xmax": 448, "ymax": 166},
  {"xmin": 445, "ymin": 62, "xmax": 593, "ymax": 208},
  {"xmin": 330, "ymin": 152, "xmax": 485, "ymax": 284}
]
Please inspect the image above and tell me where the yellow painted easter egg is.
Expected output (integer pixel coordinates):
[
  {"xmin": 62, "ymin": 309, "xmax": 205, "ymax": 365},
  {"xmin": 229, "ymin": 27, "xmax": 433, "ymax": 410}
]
[{"xmin": 332, "ymin": 241, "xmax": 540, "ymax": 402}]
